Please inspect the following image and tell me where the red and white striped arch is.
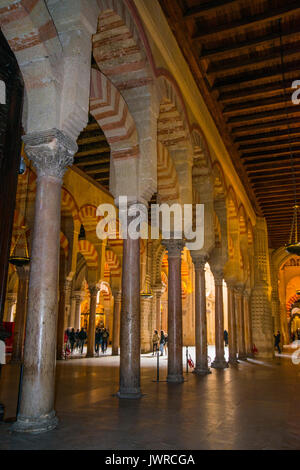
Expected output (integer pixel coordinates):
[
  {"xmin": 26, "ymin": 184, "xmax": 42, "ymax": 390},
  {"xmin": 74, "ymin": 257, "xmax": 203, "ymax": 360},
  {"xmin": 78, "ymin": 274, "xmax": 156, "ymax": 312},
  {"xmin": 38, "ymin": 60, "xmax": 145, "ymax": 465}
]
[
  {"xmin": 79, "ymin": 205, "xmax": 101, "ymax": 233},
  {"xmin": 93, "ymin": 0, "xmax": 152, "ymax": 91},
  {"xmin": 157, "ymin": 142, "xmax": 180, "ymax": 203},
  {"xmin": 90, "ymin": 69, "xmax": 139, "ymax": 160},
  {"xmin": 105, "ymin": 249, "xmax": 121, "ymax": 278},
  {"xmin": 78, "ymin": 240, "xmax": 98, "ymax": 269},
  {"xmin": 61, "ymin": 188, "xmax": 80, "ymax": 223}
]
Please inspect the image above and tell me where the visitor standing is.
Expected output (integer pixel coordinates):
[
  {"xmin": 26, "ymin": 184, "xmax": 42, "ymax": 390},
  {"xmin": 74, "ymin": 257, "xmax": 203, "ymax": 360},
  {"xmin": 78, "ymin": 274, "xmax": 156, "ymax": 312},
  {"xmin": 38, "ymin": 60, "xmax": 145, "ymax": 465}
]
[{"xmin": 152, "ymin": 330, "xmax": 160, "ymax": 355}]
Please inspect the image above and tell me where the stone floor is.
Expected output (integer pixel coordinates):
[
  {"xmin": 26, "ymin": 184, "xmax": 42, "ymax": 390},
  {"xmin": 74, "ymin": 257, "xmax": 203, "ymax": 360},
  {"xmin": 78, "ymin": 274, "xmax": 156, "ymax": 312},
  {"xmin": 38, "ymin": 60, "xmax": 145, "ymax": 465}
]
[{"xmin": 0, "ymin": 346, "xmax": 300, "ymax": 450}]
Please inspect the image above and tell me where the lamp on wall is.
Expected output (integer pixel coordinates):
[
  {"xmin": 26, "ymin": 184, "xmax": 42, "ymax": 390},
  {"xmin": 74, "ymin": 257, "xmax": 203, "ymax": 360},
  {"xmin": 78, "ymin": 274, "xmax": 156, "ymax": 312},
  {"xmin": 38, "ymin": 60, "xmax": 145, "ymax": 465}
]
[{"xmin": 78, "ymin": 224, "xmax": 86, "ymax": 241}]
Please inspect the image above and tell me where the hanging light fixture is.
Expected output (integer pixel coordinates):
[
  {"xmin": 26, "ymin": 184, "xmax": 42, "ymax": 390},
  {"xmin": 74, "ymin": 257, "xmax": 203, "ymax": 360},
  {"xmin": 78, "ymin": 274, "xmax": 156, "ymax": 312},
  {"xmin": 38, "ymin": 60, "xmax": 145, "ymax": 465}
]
[
  {"xmin": 9, "ymin": 151, "xmax": 30, "ymax": 267},
  {"xmin": 78, "ymin": 224, "xmax": 86, "ymax": 241},
  {"xmin": 277, "ymin": 19, "xmax": 300, "ymax": 255}
]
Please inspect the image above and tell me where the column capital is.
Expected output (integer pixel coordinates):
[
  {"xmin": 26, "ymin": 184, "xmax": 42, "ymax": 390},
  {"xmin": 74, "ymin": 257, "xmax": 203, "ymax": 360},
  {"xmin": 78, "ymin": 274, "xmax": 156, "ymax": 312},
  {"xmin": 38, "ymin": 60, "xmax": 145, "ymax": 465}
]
[
  {"xmin": 234, "ymin": 285, "xmax": 244, "ymax": 296},
  {"xmin": 73, "ymin": 291, "xmax": 84, "ymax": 302},
  {"xmin": 211, "ymin": 267, "xmax": 224, "ymax": 285},
  {"xmin": 112, "ymin": 290, "xmax": 122, "ymax": 302},
  {"xmin": 161, "ymin": 239, "xmax": 185, "ymax": 258},
  {"xmin": 191, "ymin": 254, "xmax": 208, "ymax": 271},
  {"xmin": 23, "ymin": 129, "xmax": 77, "ymax": 180},
  {"xmin": 88, "ymin": 284, "xmax": 99, "ymax": 297}
]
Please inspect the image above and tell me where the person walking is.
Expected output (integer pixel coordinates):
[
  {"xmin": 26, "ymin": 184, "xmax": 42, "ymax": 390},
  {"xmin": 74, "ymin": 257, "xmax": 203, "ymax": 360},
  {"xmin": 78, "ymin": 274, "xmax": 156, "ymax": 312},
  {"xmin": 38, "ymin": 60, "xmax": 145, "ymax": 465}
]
[
  {"xmin": 160, "ymin": 330, "xmax": 166, "ymax": 356},
  {"xmin": 95, "ymin": 328, "xmax": 102, "ymax": 356},
  {"xmin": 274, "ymin": 331, "xmax": 281, "ymax": 354},
  {"xmin": 78, "ymin": 327, "xmax": 87, "ymax": 355},
  {"xmin": 69, "ymin": 328, "xmax": 76, "ymax": 354},
  {"xmin": 102, "ymin": 328, "xmax": 109, "ymax": 353},
  {"xmin": 224, "ymin": 329, "xmax": 229, "ymax": 347},
  {"xmin": 152, "ymin": 330, "xmax": 160, "ymax": 355}
]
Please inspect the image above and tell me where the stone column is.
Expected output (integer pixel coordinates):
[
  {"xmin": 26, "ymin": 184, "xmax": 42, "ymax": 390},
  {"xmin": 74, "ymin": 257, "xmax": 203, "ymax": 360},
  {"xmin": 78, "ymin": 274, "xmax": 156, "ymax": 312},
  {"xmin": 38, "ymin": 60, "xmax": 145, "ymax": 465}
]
[
  {"xmin": 154, "ymin": 288, "xmax": 162, "ymax": 331},
  {"xmin": 112, "ymin": 291, "xmax": 121, "ymax": 356},
  {"xmin": 4, "ymin": 293, "xmax": 17, "ymax": 322},
  {"xmin": 235, "ymin": 287, "xmax": 247, "ymax": 360},
  {"xmin": 211, "ymin": 270, "xmax": 228, "ymax": 369},
  {"xmin": 86, "ymin": 285, "xmax": 99, "ymax": 358},
  {"xmin": 227, "ymin": 284, "xmax": 238, "ymax": 364},
  {"xmin": 244, "ymin": 291, "xmax": 253, "ymax": 357},
  {"xmin": 11, "ymin": 266, "xmax": 30, "ymax": 363},
  {"xmin": 251, "ymin": 218, "xmax": 274, "ymax": 358},
  {"xmin": 74, "ymin": 292, "xmax": 83, "ymax": 331},
  {"xmin": 12, "ymin": 130, "xmax": 76, "ymax": 434},
  {"xmin": 118, "ymin": 215, "xmax": 141, "ymax": 399},
  {"xmin": 192, "ymin": 255, "xmax": 211, "ymax": 375},
  {"xmin": 162, "ymin": 239, "xmax": 185, "ymax": 383},
  {"xmin": 56, "ymin": 280, "xmax": 72, "ymax": 360},
  {"xmin": 69, "ymin": 295, "xmax": 76, "ymax": 328}
]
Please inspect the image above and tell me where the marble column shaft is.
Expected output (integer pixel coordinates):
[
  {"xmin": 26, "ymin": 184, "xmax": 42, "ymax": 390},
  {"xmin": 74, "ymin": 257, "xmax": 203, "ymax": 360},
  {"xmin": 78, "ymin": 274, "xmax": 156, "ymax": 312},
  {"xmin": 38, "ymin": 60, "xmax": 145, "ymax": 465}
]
[
  {"xmin": 162, "ymin": 239, "xmax": 185, "ymax": 384},
  {"xmin": 12, "ymin": 129, "xmax": 76, "ymax": 434},
  {"xmin": 212, "ymin": 271, "xmax": 228, "ymax": 369},
  {"xmin": 74, "ymin": 292, "xmax": 83, "ymax": 331},
  {"xmin": 112, "ymin": 291, "xmax": 121, "ymax": 356},
  {"xmin": 11, "ymin": 265, "xmax": 29, "ymax": 363},
  {"xmin": 227, "ymin": 285, "xmax": 238, "ymax": 364},
  {"xmin": 56, "ymin": 280, "xmax": 72, "ymax": 360},
  {"xmin": 118, "ymin": 227, "xmax": 141, "ymax": 398},
  {"xmin": 86, "ymin": 285, "xmax": 99, "ymax": 357},
  {"xmin": 235, "ymin": 288, "xmax": 247, "ymax": 360},
  {"xmin": 192, "ymin": 256, "xmax": 211, "ymax": 375},
  {"xmin": 244, "ymin": 292, "xmax": 253, "ymax": 356}
]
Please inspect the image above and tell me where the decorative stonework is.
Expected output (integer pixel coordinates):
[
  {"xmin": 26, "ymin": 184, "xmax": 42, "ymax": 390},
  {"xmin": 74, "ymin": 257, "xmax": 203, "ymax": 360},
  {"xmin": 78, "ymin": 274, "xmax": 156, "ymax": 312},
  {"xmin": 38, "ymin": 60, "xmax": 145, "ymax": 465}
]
[
  {"xmin": 23, "ymin": 129, "xmax": 77, "ymax": 180},
  {"xmin": 162, "ymin": 239, "xmax": 185, "ymax": 258},
  {"xmin": 191, "ymin": 254, "xmax": 208, "ymax": 271}
]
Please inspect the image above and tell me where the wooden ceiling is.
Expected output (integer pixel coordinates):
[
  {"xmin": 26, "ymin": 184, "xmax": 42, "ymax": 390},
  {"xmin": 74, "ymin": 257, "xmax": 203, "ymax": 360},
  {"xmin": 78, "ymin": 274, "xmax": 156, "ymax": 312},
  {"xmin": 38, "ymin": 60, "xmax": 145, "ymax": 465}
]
[
  {"xmin": 159, "ymin": 0, "xmax": 300, "ymax": 248},
  {"xmin": 73, "ymin": 114, "xmax": 110, "ymax": 190}
]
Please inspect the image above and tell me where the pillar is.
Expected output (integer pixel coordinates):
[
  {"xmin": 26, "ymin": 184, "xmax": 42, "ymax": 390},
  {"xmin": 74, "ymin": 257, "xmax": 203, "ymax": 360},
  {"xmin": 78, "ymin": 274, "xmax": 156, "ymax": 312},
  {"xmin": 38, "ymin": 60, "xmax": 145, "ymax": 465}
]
[
  {"xmin": 154, "ymin": 288, "xmax": 162, "ymax": 331},
  {"xmin": 211, "ymin": 270, "xmax": 228, "ymax": 369},
  {"xmin": 162, "ymin": 239, "xmax": 185, "ymax": 383},
  {"xmin": 227, "ymin": 284, "xmax": 238, "ymax": 364},
  {"xmin": 74, "ymin": 292, "xmax": 83, "ymax": 331},
  {"xmin": 112, "ymin": 291, "xmax": 121, "ymax": 356},
  {"xmin": 192, "ymin": 255, "xmax": 211, "ymax": 375},
  {"xmin": 69, "ymin": 295, "xmax": 76, "ymax": 328},
  {"xmin": 235, "ymin": 287, "xmax": 247, "ymax": 360},
  {"xmin": 86, "ymin": 285, "xmax": 99, "ymax": 358},
  {"xmin": 244, "ymin": 291, "xmax": 253, "ymax": 357},
  {"xmin": 117, "ymin": 216, "xmax": 141, "ymax": 399},
  {"xmin": 11, "ymin": 266, "xmax": 29, "ymax": 363},
  {"xmin": 12, "ymin": 129, "xmax": 76, "ymax": 434}
]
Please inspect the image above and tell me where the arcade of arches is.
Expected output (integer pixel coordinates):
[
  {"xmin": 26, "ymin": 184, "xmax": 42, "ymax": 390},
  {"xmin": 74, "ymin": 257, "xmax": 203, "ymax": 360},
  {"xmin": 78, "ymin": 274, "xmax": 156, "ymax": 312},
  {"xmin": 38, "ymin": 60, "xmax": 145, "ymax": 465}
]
[{"xmin": 0, "ymin": 0, "xmax": 300, "ymax": 444}]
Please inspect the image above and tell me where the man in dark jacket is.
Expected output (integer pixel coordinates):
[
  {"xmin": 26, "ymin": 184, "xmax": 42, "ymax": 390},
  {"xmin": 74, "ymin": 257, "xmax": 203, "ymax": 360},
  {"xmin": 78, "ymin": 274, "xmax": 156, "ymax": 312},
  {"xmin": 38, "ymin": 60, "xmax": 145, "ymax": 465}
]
[
  {"xmin": 274, "ymin": 331, "xmax": 281, "ymax": 354},
  {"xmin": 78, "ymin": 328, "xmax": 87, "ymax": 354}
]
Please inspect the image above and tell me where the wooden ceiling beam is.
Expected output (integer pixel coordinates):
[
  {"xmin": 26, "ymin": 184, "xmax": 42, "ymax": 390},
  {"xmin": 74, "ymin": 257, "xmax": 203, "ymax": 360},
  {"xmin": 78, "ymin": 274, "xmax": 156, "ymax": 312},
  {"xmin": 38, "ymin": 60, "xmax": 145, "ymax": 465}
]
[
  {"xmin": 74, "ymin": 155, "xmax": 110, "ymax": 167},
  {"xmin": 228, "ymin": 106, "xmax": 300, "ymax": 125},
  {"xmin": 219, "ymin": 80, "xmax": 292, "ymax": 103},
  {"xmin": 84, "ymin": 166, "xmax": 110, "ymax": 175},
  {"xmin": 242, "ymin": 146, "xmax": 300, "ymax": 158},
  {"xmin": 232, "ymin": 118, "xmax": 300, "ymax": 134},
  {"xmin": 201, "ymin": 30, "xmax": 299, "ymax": 60},
  {"xmin": 223, "ymin": 95, "xmax": 290, "ymax": 114},
  {"xmin": 209, "ymin": 46, "xmax": 300, "ymax": 76},
  {"xmin": 184, "ymin": 0, "xmax": 237, "ymax": 18},
  {"xmin": 237, "ymin": 130, "xmax": 300, "ymax": 145},
  {"xmin": 77, "ymin": 135, "xmax": 108, "ymax": 146},
  {"xmin": 192, "ymin": 4, "xmax": 300, "ymax": 41}
]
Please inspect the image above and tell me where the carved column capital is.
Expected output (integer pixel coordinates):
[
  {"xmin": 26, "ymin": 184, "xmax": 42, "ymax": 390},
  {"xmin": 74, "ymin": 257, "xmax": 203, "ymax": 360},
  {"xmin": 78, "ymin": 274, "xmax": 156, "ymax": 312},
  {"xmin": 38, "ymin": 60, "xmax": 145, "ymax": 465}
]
[
  {"xmin": 162, "ymin": 239, "xmax": 185, "ymax": 258},
  {"xmin": 211, "ymin": 266, "xmax": 224, "ymax": 286},
  {"xmin": 89, "ymin": 284, "xmax": 99, "ymax": 298},
  {"xmin": 112, "ymin": 290, "xmax": 122, "ymax": 302},
  {"xmin": 191, "ymin": 254, "xmax": 208, "ymax": 271},
  {"xmin": 23, "ymin": 129, "xmax": 77, "ymax": 180}
]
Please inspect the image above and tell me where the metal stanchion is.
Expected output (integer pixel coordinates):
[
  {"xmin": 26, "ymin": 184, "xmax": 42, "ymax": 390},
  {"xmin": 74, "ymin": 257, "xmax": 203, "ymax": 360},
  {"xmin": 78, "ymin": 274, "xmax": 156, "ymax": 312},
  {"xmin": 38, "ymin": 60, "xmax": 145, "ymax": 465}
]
[
  {"xmin": 186, "ymin": 346, "xmax": 189, "ymax": 374},
  {"xmin": 16, "ymin": 363, "xmax": 24, "ymax": 418}
]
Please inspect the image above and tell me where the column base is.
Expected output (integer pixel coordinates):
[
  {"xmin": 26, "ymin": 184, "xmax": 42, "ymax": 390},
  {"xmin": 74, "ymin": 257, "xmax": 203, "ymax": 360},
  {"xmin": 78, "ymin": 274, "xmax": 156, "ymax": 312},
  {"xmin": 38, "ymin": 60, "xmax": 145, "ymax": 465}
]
[
  {"xmin": 86, "ymin": 353, "xmax": 95, "ymax": 358},
  {"xmin": 111, "ymin": 348, "xmax": 119, "ymax": 356},
  {"xmin": 229, "ymin": 357, "xmax": 239, "ymax": 365},
  {"xmin": 211, "ymin": 359, "xmax": 229, "ymax": 369},
  {"xmin": 116, "ymin": 388, "xmax": 142, "ymax": 399},
  {"xmin": 167, "ymin": 374, "xmax": 184, "ymax": 383},
  {"xmin": 193, "ymin": 367, "xmax": 211, "ymax": 375},
  {"xmin": 11, "ymin": 410, "xmax": 58, "ymax": 434},
  {"xmin": 237, "ymin": 354, "xmax": 247, "ymax": 361}
]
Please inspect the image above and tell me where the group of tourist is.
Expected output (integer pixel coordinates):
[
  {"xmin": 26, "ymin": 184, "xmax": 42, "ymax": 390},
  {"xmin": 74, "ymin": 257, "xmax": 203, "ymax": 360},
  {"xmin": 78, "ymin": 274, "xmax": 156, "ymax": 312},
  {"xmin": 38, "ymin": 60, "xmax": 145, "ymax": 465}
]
[
  {"xmin": 152, "ymin": 330, "xmax": 168, "ymax": 356},
  {"xmin": 64, "ymin": 326, "xmax": 110, "ymax": 356},
  {"xmin": 95, "ymin": 327, "xmax": 110, "ymax": 355}
]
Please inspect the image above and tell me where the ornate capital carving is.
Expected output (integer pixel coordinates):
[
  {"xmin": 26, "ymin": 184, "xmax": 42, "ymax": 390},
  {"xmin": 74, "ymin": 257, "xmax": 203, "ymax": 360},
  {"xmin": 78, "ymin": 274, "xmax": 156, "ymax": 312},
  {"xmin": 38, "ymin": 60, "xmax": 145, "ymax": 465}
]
[
  {"xmin": 89, "ymin": 284, "xmax": 99, "ymax": 297},
  {"xmin": 23, "ymin": 129, "xmax": 77, "ymax": 180},
  {"xmin": 212, "ymin": 268, "xmax": 224, "ymax": 286},
  {"xmin": 191, "ymin": 254, "xmax": 208, "ymax": 271},
  {"xmin": 161, "ymin": 239, "xmax": 185, "ymax": 258},
  {"xmin": 112, "ymin": 290, "xmax": 122, "ymax": 302}
]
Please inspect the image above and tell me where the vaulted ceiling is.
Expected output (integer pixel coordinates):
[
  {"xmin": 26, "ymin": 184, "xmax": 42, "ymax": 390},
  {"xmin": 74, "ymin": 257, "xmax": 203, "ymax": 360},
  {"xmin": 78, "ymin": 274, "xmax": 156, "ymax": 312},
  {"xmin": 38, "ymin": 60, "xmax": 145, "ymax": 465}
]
[{"xmin": 159, "ymin": 0, "xmax": 300, "ymax": 249}]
